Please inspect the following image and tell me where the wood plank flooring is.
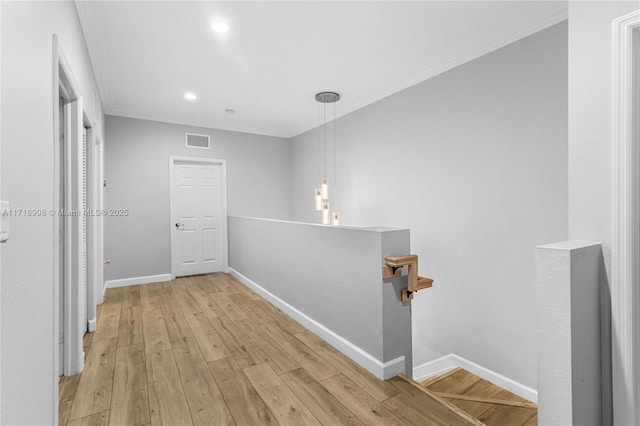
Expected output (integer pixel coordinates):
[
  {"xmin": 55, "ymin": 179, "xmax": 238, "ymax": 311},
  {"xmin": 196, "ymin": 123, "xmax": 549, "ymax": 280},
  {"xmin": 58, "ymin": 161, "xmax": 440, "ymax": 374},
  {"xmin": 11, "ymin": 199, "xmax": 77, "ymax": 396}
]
[
  {"xmin": 60, "ymin": 273, "xmax": 478, "ymax": 425},
  {"xmin": 420, "ymin": 368, "xmax": 538, "ymax": 425}
]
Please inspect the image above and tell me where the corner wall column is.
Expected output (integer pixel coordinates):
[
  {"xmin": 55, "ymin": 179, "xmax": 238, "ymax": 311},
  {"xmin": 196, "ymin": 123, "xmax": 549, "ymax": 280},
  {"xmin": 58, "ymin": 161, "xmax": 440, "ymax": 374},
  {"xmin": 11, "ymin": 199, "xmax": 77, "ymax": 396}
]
[{"xmin": 536, "ymin": 241, "xmax": 605, "ymax": 425}]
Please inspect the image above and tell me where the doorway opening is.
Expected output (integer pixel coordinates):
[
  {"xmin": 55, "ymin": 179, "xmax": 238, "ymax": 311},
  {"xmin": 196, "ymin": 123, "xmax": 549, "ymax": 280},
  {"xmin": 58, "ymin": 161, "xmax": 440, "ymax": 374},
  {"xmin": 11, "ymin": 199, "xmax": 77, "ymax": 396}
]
[
  {"xmin": 54, "ymin": 38, "xmax": 104, "ymax": 388},
  {"xmin": 56, "ymin": 54, "xmax": 85, "ymax": 378}
]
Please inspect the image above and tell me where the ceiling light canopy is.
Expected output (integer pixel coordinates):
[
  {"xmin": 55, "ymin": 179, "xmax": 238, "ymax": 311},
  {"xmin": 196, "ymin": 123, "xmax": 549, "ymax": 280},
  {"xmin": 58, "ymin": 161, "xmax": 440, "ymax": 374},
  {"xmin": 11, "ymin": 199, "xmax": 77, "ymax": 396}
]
[
  {"xmin": 211, "ymin": 21, "xmax": 229, "ymax": 33},
  {"xmin": 184, "ymin": 92, "xmax": 197, "ymax": 101},
  {"xmin": 315, "ymin": 92, "xmax": 340, "ymax": 103}
]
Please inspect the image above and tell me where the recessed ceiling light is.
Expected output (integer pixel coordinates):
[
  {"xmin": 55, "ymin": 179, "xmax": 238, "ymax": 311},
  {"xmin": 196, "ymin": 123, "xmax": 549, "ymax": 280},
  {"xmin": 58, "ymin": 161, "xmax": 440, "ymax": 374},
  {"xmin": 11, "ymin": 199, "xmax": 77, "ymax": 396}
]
[
  {"xmin": 184, "ymin": 92, "xmax": 197, "ymax": 101},
  {"xmin": 211, "ymin": 21, "xmax": 229, "ymax": 33},
  {"xmin": 225, "ymin": 109, "xmax": 235, "ymax": 115}
]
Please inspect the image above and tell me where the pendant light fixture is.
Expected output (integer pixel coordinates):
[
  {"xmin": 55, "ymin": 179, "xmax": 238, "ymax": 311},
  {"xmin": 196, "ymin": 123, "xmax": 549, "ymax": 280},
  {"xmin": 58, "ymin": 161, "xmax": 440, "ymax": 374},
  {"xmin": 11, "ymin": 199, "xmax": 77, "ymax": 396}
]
[
  {"xmin": 331, "ymin": 211, "xmax": 340, "ymax": 226},
  {"xmin": 321, "ymin": 178, "xmax": 329, "ymax": 200},
  {"xmin": 322, "ymin": 201, "xmax": 331, "ymax": 225},
  {"xmin": 315, "ymin": 91, "xmax": 341, "ymax": 225},
  {"xmin": 314, "ymin": 188, "xmax": 322, "ymax": 211}
]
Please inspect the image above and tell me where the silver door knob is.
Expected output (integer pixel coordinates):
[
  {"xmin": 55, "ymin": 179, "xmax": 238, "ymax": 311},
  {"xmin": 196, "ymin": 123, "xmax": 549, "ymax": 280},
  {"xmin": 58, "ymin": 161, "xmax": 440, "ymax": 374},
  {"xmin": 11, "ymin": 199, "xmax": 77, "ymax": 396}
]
[{"xmin": 175, "ymin": 223, "xmax": 184, "ymax": 230}]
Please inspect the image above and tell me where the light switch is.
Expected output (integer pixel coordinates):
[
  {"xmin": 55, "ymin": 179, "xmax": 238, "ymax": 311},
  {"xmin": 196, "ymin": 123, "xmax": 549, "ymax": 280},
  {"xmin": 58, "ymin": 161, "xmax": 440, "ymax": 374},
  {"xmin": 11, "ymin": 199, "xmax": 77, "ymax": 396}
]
[{"xmin": 1, "ymin": 201, "xmax": 9, "ymax": 243}]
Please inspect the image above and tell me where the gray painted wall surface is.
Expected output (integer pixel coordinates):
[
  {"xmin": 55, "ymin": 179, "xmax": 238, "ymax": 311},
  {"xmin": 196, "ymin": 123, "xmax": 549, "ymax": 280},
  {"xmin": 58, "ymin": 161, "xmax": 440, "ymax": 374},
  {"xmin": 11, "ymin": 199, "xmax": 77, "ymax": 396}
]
[
  {"xmin": 1, "ymin": 1, "xmax": 105, "ymax": 423},
  {"xmin": 290, "ymin": 22, "xmax": 569, "ymax": 389},
  {"xmin": 104, "ymin": 116, "xmax": 292, "ymax": 281},
  {"xmin": 228, "ymin": 216, "xmax": 412, "ymax": 373}
]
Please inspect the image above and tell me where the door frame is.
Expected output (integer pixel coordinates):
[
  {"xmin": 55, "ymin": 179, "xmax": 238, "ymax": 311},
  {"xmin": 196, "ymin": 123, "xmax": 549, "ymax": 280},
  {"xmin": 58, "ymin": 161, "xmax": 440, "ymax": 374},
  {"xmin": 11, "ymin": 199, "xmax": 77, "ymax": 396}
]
[
  {"xmin": 54, "ymin": 39, "xmax": 85, "ymax": 379},
  {"xmin": 53, "ymin": 34, "xmax": 102, "ymax": 386},
  {"xmin": 611, "ymin": 10, "xmax": 640, "ymax": 426},
  {"xmin": 169, "ymin": 156, "xmax": 229, "ymax": 278}
]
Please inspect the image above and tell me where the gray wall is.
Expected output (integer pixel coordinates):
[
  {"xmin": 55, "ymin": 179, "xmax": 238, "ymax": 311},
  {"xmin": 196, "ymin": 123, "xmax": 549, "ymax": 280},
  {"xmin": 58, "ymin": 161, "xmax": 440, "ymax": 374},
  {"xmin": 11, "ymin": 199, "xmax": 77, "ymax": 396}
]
[
  {"xmin": 228, "ymin": 216, "xmax": 412, "ymax": 378},
  {"xmin": 290, "ymin": 22, "xmax": 568, "ymax": 389},
  {"xmin": 1, "ymin": 1, "xmax": 105, "ymax": 423},
  {"xmin": 104, "ymin": 116, "xmax": 291, "ymax": 281}
]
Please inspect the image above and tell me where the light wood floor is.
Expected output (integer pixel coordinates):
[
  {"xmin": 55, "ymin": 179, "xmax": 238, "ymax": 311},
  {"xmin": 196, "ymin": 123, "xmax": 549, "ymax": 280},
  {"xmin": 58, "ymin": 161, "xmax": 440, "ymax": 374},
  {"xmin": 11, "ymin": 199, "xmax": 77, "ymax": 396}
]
[
  {"xmin": 59, "ymin": 273, "xmax": 479, "ymax": 425},
  {"xmin": 421, "ymin": 368, "xmax": 538, "ymax": 425}
]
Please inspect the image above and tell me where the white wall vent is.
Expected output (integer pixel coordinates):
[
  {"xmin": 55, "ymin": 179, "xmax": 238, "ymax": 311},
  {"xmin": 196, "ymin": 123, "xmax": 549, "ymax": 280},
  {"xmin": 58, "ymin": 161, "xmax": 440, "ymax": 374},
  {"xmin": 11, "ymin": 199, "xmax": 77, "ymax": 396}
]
[{"xmin": 185, "ymin": 133, "xmax": 210, "ymax": 149}]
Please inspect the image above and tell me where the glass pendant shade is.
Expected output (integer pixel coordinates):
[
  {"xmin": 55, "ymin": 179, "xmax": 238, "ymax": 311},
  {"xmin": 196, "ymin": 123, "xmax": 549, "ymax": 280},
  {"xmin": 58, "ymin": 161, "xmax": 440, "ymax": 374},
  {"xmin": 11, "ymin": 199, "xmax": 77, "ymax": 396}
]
[
  {"xmin": 331, "ymin": 211, "xmax": 340, "ymax": 226},
  {"xmin": 314, "ymin": 188, "xmax": 322, "ymax": 211},
  {"xmin": 322, "ymin": 201, "xmax": 331, "ymax": 225},
  {"xmin": 321, "ymin": 178, "xmax": 329, "ymax": 200}
]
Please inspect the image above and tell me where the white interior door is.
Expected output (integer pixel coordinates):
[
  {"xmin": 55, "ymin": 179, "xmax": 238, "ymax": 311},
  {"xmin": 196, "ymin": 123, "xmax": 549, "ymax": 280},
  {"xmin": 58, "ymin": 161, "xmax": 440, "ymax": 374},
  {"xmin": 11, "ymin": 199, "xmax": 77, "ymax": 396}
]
[{"xmin": 172, "ymin": 160, "xmax": 225, "ymax": 277}]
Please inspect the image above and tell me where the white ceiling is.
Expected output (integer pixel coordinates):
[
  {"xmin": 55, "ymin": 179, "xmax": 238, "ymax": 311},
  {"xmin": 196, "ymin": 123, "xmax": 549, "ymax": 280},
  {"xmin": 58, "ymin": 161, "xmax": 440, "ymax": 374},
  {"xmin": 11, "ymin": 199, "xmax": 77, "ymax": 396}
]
[{"xmin": 76, "ymin": 1, "xmax": 567, "ymax": 138}]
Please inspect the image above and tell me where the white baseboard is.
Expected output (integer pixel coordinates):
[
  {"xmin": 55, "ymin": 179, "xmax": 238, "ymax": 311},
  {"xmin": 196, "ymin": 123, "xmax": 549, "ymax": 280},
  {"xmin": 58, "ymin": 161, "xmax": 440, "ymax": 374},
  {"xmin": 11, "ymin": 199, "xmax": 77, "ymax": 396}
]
[
  {"xmin": 413, "ymin": 353, "xmax": 459, "ymax": 380},
  {"xmin": 414, "ymin": 353, "xmax": 538, "ymax": 403},
  {"xmin": 99, "ymin": 282, "xmax": 106, "ymax": 304},
  {"xmin": 228, "ymin": 267, "xmax": 405, "ymax": 379},
  {"xmin": 105, "ymin": 273, "xmax": 173, "ymax": 289},
  {"xmin": 87, "ymin": 317, "xmax": 96, "ymax": 332}
]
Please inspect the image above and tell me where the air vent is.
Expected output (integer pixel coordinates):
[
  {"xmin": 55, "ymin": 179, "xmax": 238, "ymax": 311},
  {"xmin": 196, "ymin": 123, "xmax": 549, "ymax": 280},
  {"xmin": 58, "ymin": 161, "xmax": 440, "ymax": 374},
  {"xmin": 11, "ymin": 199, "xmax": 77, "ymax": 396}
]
[{"xmin": 185, "ymin": 133, "xmax": 210, "ymax": 149}]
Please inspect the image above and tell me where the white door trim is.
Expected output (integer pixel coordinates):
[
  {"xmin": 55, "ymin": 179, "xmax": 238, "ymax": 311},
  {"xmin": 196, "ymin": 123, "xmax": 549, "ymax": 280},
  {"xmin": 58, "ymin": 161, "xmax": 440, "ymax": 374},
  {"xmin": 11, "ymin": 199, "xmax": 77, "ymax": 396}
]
[
  {"xmin": 55, "ymin": 36, "xmax": 95, "ymax": 379},
  {"xmin": 85, "ymin": 130, "xmax": 102, "ymax": 332},
  {"xmin": 169, "ymin": 156, "xmax": 229, "ymax": 278},
  {"xmin": 62, "ymin": 97, "xmax": 85, "ymax": 377},
  {"xmin": 52, "ymin": 36, "xmax": 62, "ymax": 426},
  {"xmin": 612, "ymin": 9, "xmax": 640, "ymax": 426},
  {"xmin": 53, "ymin": 38, "xmax": 82, "ymax": 425},
  {"xmin": 94, "ymin": 138, "xmax": 105, "ymax": 306}
]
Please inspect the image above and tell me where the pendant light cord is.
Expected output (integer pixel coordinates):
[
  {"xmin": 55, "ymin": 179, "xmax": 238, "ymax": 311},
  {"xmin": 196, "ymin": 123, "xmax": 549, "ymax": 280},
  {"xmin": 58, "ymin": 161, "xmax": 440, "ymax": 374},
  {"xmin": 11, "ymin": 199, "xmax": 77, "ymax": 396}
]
[
  {"xmin": 333, "ymin": 101, "xmax": 337, "ymax": 201},
  {"xmin": 317, "ymin": 102, "xmax": 322, "ymax": 180},
  {"xmin": 323, "ymin": 102, "xmax": 327, "ymax": 180}
]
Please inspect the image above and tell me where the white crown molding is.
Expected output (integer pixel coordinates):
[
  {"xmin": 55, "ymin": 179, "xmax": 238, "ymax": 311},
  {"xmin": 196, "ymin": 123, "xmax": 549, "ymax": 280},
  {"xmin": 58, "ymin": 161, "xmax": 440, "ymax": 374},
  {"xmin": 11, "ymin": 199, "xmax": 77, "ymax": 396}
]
[
  {"xmin": 611, "ymin": 9, "xmax": 640, "ymax": 426},
  {"xmin": 75, "ymin": 1, "xmax": 115, "ymax": 112},
  {"xmin": 77, "ymin": 1, "xmax": 567, "ymax": 140},
  {"xmin": 289, "ymin": 1, "xmax": 568, "ymax": 138},
  {"xmin": 107, "ymin": 110, "xmax": 287, "ymax": 139}
]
